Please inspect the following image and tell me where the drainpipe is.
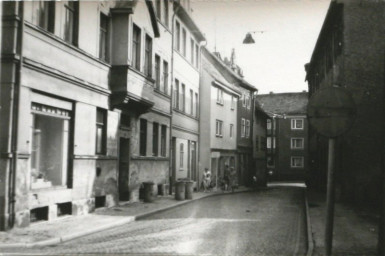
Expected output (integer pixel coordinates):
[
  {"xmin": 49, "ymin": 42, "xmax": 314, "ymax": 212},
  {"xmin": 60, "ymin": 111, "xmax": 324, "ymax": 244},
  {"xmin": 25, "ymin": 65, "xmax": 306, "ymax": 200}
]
[
  {"xmin": 8, "ymin": 1, "xmax": 23, "ymax": 229},
  {"xmin": 197, "ymin": 40, "xmax": 206, "ymax": 189},
  {"xmin": 168, "ymin": 4, "xmax": 180, "ymax": 195}
]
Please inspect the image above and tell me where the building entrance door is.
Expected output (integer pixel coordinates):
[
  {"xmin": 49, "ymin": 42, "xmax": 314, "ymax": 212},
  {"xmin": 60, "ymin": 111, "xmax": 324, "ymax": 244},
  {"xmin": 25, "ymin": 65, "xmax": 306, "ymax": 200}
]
[{"xmin": 119, "ymin": 137, "xmax": 130, "ymax": 201}]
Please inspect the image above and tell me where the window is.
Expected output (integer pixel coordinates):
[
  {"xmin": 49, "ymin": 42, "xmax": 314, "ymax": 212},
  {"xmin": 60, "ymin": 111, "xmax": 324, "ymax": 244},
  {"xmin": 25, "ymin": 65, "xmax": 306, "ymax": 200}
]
[
  {"xmin": 140, "ymin": 119, "xmax": 147, "ymax": 156},
  {"xmin": 190, "ymin": 89, "xmax": 194, "ymax": 115},
  {"xmin": 132, "ymin": 24, "xmax": 141, "ymax": 70},
  {"xmin": 176, "ymin": 21, "xmax": 180, "ymax": 51},
  {"xmin": 195, "ymin": 44, "xmax": 199, "ymax": 68},
  {"xmin": 230, "ymin": 124, "xmax": 234, "ymax": 138},
  {"xmin": 241, "ymin": 118, "xmax": 245, "ymax": 138},
  {"xmin": 153, "ymin": 123, "xmax": 159, "ymax": 156},
  {"xmin": 31, "ymin": 103, "xmax": 71, "ymax": 188},
  {"xmin": 216, "ymin": 88, "xmax": 224, "ymax": 105},
  {"xmin": 242, "ymin": 94, "xmax": 247, "ymax": 107},
  {"xmin": 180, "ymin": 143, "xmax": 184, "ymax": 168},
  {"xmin": 144, "ymin": 35, "xmax": 153, "ymax": 77},
  {"xmin": 267, "ymin": 119, "xmax": 272, "ymax": 130},
  {"xmin": 155, "ymin": 0, "xmax": 161, "ymax": 20},
  {"xmin": 163, "ymin": 61, "xmax": 169, "ymax": 94},
  {"xmin": 182, "ymin": 28, "xmax": 187, "ymax": 56},
  {"xmin": 216, "ymin": 120, "xmax": 223, "ymax": 137},
  {"xmin": 195, "ymin": 93, "xmax": 199, "ymax": 117},
  {"xmin": 231, "ymin": 96, "xmax": 235, "ymax": 110},
  {"xmin": 96, "ymin": 108, "xmax": 107, "ymax": 155},
  {"xmin": 190, "ymin": 38, "xmax": 194, "ymax": 64},
  {"xmin": 173, "ymin": 79, "xmax": 179, "ymax": 109},
  {"xmin": 291, "ymin": 138, "xmax": 304, "ymax": 149},
  {"xmin": 155, "ymin": 55, "xmax": 161, "ymax": 90},
  {"xmin": 163, "ymin": 0, "xmax": 169, "ymax": 27},
  {"xmin": 32, "ymin": 1, "xmax": 55, "ymax": 33},
  {"xmin": 64, "ymin": 1, "xmax": 78, "ymax": 45},
  {"xmin": 246, "ymin": 120, "xmax": 250, "ymax": 138},
  {"xmin": 99, "ymin": 13, "xmax": 109, "ymax": 62},
  {"xmin": 291, "ymin": 119, "xmax": 304, "ymax": 130},
  {"xmin": 291, "ymin": 157, "xmax": 304, "ymax": 168},
  {"xmin": 180, "ymin": 83, "xmax": 185, "ymax": 112},
  {"xmin": 120, "ymin": 114, "xmax": 130, "ymax": 129},
  {"xmin": 161, "ymin": 125, "xmax": 167, "ymax": 157}
]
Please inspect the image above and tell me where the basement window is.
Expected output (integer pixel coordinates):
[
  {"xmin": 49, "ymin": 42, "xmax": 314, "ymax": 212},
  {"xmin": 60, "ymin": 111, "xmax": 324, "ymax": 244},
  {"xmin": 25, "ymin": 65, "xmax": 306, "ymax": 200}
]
[
  {"xmin": 57, "ymin": 202, "xmax": 72, "ymax": 217},
  {"xmin": 30, "ymin": 206, "xmax": 49, "ymax": 223},
  {"xmin": 95, "ymin": 196, "xmax": 106, "ymax": 209}
]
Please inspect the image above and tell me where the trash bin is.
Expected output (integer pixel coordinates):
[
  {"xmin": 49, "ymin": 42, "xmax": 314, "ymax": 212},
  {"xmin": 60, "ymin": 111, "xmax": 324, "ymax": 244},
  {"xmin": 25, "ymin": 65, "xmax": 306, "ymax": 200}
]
[
  {"xmin": 185, "ymin": 180, "xmax": 194, "ymax": 199},
  {"xmin": 175, "ymin": 181, "xmax": 185, "ymax": 201},
  {"xmin": 143, "ymin": 182, "xmax": 154, "ymax": 203}
]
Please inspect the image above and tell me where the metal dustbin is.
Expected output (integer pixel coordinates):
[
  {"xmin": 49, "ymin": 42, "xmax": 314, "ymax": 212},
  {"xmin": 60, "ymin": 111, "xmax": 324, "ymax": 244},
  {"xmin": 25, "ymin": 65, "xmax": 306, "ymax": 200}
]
[
  {"xmin": 185, "ymin": 181, "xmax": 194, "ymax": 200},
  {"xmin": 143, "ymin": 182, "xmax": 155, "ymax": 203},
  {"xmin": 175, "ymin": 181, "xmax": 186, "ymax": 201}
]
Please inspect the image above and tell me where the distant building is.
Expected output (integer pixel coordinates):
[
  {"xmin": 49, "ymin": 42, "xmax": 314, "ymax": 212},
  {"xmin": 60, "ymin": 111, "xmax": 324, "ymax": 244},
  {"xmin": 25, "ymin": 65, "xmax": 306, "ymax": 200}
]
[
  {"xmin": 252, "ymin": 101, "xmax": 269, "ymax": 185},
  {"xmin": 256, "ymin": 92, "xmax": 309, "ymax": 181},
  {"xmin": 200, "ymin": 48, "xmax": 240, "ymax": 188},
  {"xmin": 305, "ymin": 0, "xmax": 385, "ymax": 208}
]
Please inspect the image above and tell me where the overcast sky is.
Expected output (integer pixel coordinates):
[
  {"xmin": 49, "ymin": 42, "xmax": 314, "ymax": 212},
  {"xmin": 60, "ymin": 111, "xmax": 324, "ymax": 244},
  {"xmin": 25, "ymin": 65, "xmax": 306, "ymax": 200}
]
[{"xmin": 191, "ymin": 0, "xmax": 331, "ymax": 94}]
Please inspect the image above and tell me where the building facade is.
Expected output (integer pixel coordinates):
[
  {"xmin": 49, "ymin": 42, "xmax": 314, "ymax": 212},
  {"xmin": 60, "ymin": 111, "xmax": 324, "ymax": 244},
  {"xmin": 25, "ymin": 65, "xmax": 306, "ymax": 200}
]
[
  {"xmin": 257, "ymin": 92, "xmax": 309, "ymax": 181},
  {"xmin": 200, "ymin": 48, "xmax": 240, "ymax": 188},
  {"xmin": 305, "ymin": 0, "xmax": 385, "ymax": 208},
  {"xmin": 252, "ymin": 101, "xmax": 269, "ymax": 186},
  {"xmin": 0, "ymin": 0, "xmax": 189, "ymax": 230},
  {"xmin": 171, "ymin": 1, "xmax": 205, "ymax": 188}
]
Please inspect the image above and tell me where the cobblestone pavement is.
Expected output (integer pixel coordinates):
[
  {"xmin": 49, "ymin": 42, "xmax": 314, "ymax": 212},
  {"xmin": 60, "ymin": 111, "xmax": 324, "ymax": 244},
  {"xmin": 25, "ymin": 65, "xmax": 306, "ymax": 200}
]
[{"xmin": 4, "ymin": 187, "xmax": 307, "ymax": 256}]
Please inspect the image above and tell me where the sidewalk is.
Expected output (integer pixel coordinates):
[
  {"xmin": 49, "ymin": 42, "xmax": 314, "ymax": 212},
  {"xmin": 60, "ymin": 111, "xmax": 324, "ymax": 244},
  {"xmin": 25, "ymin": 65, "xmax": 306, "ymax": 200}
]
[
  {"xmin": 307, "ymin": 189, "xmax": 378, "ymax": 256},
  {"xmin": 0, "ymin": 187, "xmax": 251, "ymax": 249}
]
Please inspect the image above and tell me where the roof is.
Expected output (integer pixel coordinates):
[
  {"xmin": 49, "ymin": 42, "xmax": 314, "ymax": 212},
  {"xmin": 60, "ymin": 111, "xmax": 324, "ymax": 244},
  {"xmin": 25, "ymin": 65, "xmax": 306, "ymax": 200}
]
[
  {"xmin": 254, "ymin": 100, "xmax": 270, "ymax": 118},
  {"xmin": 174, "ymin": 1, "xmax": 205, "ymax": 42},
  {"xmin": 256, "ymin": 92, "xmax": 308, "ymax": 116},
  {"xmin": 202, "ymin": 47, "xmax": 258, "ymax": 92}
]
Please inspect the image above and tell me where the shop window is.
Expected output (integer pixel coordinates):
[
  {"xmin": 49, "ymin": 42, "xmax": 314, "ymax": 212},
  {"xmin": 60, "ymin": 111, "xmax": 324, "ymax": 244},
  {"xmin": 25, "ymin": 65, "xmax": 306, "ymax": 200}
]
[
  {"xmin": 96, "ymin": 108, "xmax": 107, "ymax": 155},
  {"xmin": 31, "ymin": 103, "xmax": 71, "ymax": 188}
]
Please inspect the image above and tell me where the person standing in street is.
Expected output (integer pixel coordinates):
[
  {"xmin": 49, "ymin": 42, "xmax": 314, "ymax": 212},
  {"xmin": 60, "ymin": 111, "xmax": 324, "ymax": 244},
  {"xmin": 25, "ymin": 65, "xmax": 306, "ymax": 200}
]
[{"xmin": 202, "ymin": 168, "xmax": 211, "ymax": 192}]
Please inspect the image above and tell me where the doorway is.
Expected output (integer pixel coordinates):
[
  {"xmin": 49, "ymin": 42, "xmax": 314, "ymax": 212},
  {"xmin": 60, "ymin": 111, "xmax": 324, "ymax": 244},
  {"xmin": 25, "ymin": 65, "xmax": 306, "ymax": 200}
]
[{"xmin": 119, "ymin": 137, "xmax": 130, "ymax": 201}]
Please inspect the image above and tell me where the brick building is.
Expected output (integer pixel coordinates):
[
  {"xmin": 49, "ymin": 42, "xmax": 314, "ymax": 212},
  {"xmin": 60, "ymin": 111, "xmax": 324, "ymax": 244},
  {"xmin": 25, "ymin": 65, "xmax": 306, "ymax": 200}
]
[
  {"xmin": 305, "ymin": 0, "xmax": 385, "ymax": 208},
  {"xmin": 256, "ymin": 92, "xmax": 309, "ymax": 181}
]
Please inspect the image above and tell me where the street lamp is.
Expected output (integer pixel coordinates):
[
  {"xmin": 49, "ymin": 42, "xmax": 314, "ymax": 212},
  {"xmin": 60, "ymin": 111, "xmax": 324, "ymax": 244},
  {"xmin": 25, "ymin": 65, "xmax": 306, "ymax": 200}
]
[{"xmin": 242, "ymin": 31, "xmax": 265, "ymax": 44}]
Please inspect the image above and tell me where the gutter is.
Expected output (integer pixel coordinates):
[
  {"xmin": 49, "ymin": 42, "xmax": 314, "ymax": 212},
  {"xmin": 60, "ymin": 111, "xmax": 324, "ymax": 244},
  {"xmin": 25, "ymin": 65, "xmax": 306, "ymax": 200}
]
[
  {"xmin": 8, "ymin": 1, "xmax": 24, "ymax": 229},
  {"xmin": 168, "ymin": 4, "xmax": 181, "ymax": 194}
]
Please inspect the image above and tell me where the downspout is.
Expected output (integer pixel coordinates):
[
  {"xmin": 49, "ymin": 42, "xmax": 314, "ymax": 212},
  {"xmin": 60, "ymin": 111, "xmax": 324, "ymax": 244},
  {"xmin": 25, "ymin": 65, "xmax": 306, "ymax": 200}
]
[
  {"xmin": 8, "ymin": 1, "xmax": 23, "ymax": 228},
  {"xmin": 168, "ymin": 4, "xmax": 180, "ymax": 194},
  {"xmin": 197, "ymin": 40, "xmax": 207, "ymax": 189}
]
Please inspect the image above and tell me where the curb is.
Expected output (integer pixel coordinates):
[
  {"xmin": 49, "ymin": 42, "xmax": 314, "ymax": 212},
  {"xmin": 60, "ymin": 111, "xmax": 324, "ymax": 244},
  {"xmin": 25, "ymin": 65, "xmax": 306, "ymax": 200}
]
[
  {"xmin": 305, "ymin": 189, "xmax": 314, "ymax": 256},
  {"xmin": 0, "ymin": 189, "xmax": 252, "ymax": 249}
]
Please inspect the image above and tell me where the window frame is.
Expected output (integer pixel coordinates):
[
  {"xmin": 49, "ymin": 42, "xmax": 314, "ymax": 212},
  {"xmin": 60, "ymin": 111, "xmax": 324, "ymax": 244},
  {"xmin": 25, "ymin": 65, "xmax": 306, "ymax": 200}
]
[
  {"xmin": 144, "ymin": 34, "xmax": 153, "ymax": 77},
  {"xmin": 246, "ymin": 119, "xmax": 250, "ymax": 138},
  {"xmin": 96, "ymin": 108, "xmax": 107, "ymax": 155},
  {"xmin": 291, "ymin": 138, "xmax": 304, "ymax": 149},
  {"xmin": 291, "ymin": 118, "xmax": 304, "ymax": 130},
  {"xmin": 216, "ymin": 88, "xmax": 224, "ymax": 105},
  {"xmin": 160, "ymin": 125, "xmax": 167, "ymax": 157},
  {"xmin": 241, "ymin": 118, "xmax": 246, "ymax": 138},
  {"xmin": 216, "ymin": 119, "xmax": 223, "ymax": 137},
  {"xmin": 132, "ymin": 24, "xmax": 141, "ymax": 71},
  {"xmin": 180, "ymin": 83, "xmax": 185, "ymax": 112},
  {"xmin": 64, "ymin": 0, "xmax": 79, "ymax": 46},
  {"xmin": 155, "ymin": 54, "xmax": 161, "ymax": 90},
  {"xmin": 152, "ymin": 122, "xmax": 159, "ymax": 156},
  {"xmin": 175, "ymin": 21, "xmax": 180, "ymax": 51},
  {"xmin": 291, "ymin": 156, "xmax": 304, "ymax": 168},
  {"xmin": 139, "ymin": 119, "xmax": 147, "ymax": 156},
  {"xmin": 179, "ymin": 143, "xmax": 184, "ymax": 168},
  {"xmin": 163, "ymin": 0, "xmax": 169, "ymax": 27},
  {"xmin": 99, "ymin": 13, "xmax": 109, "ymax": 62},
  {"xmin": 163, "ymin": 60, "xmax": 169, "ymax": 94},
  {"xmin": 182, "ymin": 28, "xmax": 187, "ymax": 56}
]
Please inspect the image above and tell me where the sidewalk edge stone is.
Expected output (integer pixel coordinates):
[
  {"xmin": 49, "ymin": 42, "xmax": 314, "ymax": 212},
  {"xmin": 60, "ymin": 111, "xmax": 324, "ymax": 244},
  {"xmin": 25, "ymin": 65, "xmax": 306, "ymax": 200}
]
[{"xmin": 305, "ymin": 189, "xmax": 314, "ymax": 256}]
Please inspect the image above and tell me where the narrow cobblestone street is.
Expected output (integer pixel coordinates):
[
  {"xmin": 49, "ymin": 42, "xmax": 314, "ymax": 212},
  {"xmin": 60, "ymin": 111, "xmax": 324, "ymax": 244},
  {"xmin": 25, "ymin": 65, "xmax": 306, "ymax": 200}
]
[{"xmin": 3, "ymin": 186, "xmax": 307, "ymax": 256}]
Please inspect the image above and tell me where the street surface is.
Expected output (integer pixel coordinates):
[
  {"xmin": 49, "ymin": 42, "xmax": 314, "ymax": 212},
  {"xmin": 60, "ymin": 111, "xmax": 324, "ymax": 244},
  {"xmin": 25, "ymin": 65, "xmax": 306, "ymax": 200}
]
[{"xmin": 4, "ymin": 186, "xmax": 307, "ymax": 256}]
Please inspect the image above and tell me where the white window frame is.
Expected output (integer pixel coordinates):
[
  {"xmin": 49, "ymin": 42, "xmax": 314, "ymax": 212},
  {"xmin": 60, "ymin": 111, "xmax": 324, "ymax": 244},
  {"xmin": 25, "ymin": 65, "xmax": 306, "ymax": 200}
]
[
  {"xmin": 291, "ymin": 156, "xmax": 304, "ymax": 168},
  {"xmin": 231, "ymin": 96, "xmax": 235, "ymax": 110},
  {"xmin": 216, "ymin": 88, "xmax": 224, "ymax": 105},
  {"xmin": 291, "ymin": 118, "xmax": 304, "ymax": 130},
  {"xmin": 291, "ymin": 138, "xmax": 304, "ymax": 149},
  {"xmin": 216, "ymin": 120, "xmax": 223, "ymax": 137}
]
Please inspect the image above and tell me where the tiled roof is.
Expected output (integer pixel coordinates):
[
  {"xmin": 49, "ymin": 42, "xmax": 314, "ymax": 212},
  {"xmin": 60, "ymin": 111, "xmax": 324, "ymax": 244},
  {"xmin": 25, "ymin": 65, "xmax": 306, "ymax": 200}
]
[{"xmin": 256, "ymin": 92, "xmax": 308, "ymax": 115}]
